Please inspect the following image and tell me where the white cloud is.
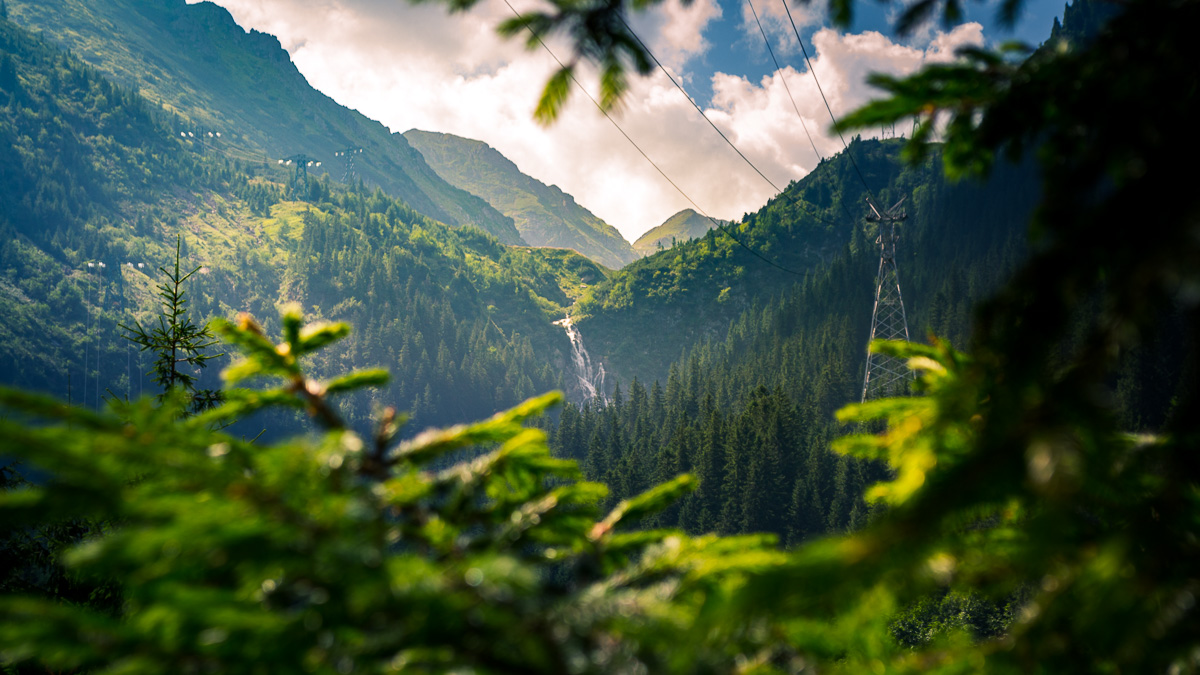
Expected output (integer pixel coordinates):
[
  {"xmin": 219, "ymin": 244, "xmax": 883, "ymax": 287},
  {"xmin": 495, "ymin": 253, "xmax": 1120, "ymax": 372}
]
[
  {"xmin": 926, "ymin": 21, "xmax": 985, "ymax": 61},
  {"xmin": 633, "ymin": 0, "xmax": 723, "ymax": 72},
  {"xmin": 196, "ymin": 0, "xmax": 984, "ymax": 241}
]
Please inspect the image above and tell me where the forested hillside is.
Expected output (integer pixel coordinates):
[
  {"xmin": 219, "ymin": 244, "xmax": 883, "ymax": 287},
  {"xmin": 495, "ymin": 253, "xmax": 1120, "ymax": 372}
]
[
  {"xmin": 5, "ymin": 0, "xmax": 523, "ymax": 243},
  {"xmin": 577, "ymin": 139, "xmax": 1039, "ymax": 384},
  {"xmin": 548, "ymin": 136, "xmax": 1185, "ymax": 553},
  {"xmin": 0, "ymin": 13, "xmax": 598, "ymax": 433},
  {"xmin": 546, "ymin": 160, "xmax": 1034, "ymax": 541},
  {"xmin": 405, "ymin": 130, "xmax": 638, "ymax": 269},
  {"xmin": 548, "ymin": 226, "xmax": 1187, "ymax": 545},
  {"xmin": 544, "ymin": 0, "xmax": 1187, "ymax": 544}
]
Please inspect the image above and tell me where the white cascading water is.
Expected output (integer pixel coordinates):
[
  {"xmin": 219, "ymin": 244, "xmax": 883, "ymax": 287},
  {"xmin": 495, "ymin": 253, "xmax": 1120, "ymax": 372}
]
[{"xmin": 554, "ymin": 315, "xmax": 606, "ymax": 404}]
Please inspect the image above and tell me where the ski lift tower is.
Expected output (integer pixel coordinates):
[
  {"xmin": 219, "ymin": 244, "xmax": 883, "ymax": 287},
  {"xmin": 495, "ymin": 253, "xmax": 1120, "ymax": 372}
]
[
  {"xmin": 278, "ymin": 154, "xmax": 320, "ymax": 199},
  {"xmin": 860, "ymin": 195, "xmax": 914, "ymax": 401}
]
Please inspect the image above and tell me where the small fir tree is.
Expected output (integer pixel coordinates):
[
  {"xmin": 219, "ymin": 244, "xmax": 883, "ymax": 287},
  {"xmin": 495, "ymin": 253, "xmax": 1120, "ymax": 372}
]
[{"xmin": 121, "ymin": 236, "xmax": 221, "ymax": 409}]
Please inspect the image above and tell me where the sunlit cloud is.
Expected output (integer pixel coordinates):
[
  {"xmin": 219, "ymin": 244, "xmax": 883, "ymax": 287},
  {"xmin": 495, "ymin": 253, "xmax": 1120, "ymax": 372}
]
[
  {"xmin": 633, "ymin": 0, "xmax": 724, "ymax": 72},
  {"xmin": 197, "ymin": 0, "xmax": 984, "ymax": 241}
]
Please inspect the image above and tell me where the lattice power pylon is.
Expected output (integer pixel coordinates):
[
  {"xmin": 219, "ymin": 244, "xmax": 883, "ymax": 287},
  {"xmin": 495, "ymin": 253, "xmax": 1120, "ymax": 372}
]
[{"xmin": 861, "ymin": 195, "xmax": 913, "ymax": 402}]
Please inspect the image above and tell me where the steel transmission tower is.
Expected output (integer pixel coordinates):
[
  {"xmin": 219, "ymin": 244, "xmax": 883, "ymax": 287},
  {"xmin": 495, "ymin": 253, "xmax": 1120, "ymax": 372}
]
[{"xmin": 861, "ymin": 195, "xmax": 913, "ymax": 402}]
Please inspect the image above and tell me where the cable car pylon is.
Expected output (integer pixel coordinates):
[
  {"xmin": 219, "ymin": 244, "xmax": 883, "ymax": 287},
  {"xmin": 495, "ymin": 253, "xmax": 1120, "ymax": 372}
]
[
  {"xmin": 861, "ymin": 195, "xmax": 913, "ymax": 402},
  {"xmin": 278, "ymin": 154, "xmax": 320, "ymax": 199}
]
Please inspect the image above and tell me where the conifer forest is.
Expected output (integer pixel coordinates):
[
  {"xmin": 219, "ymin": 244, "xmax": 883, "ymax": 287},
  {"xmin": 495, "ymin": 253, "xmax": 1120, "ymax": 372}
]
[{"xmin": 0, "ymin": 0, "xmax": 1196, "ymax": 672}]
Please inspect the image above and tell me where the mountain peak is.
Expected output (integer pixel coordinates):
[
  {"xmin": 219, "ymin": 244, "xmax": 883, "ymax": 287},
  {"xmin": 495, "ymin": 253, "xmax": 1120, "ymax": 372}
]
[
  {"xmin": 405, "ymin": 129, "xmax": 638, "ymax": 269},
  {"xmin": 633, "ymin": 209, "xmax": 722, "ymax": 257}
]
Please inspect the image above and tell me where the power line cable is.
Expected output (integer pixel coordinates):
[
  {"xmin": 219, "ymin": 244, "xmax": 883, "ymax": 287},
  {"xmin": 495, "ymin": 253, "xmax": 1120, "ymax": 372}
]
[
  {"xmin": 746, "ymin": 0, "xmax": 820, "ymax": 161},
  {"xmin": 745, "ymin": 0, "xmax": 858, "ymax": 225},
  {"xmin": 502, "ymin": 0, "xmax": 806, "ymax": 276},
  {"xmin": 615, "ymin": 14, "xmax": 839, "ymax": 229},
  {"xmin": 779, "ymin": 0, "xmax": 877, "ymax": 203}
]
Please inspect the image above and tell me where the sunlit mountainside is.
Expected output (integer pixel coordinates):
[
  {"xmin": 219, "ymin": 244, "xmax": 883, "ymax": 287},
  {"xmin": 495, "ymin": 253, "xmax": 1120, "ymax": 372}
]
[
  {"xmin": 405, "ymin": 130, "xmax": 639, "ymax": 270},
  {"xmin": 0, "ymin": 11, "xmax": 614, "ymax": 433},
  {"xmin": 5, "ymin": 0, "xmax": 523, "ymax": 243}
]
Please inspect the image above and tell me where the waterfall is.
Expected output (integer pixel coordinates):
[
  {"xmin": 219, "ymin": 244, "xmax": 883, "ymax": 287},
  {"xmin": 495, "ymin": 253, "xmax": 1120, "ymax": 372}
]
[{"xmin": 554, "ymin": 315, "xmax": 606, "ymax": 404}]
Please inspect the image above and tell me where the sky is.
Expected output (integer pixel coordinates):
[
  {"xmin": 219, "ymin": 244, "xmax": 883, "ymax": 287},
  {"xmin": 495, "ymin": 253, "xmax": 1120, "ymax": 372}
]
[{"xmin": 191, "ymin": 0, "xmax": 1064, "ymax": 242}]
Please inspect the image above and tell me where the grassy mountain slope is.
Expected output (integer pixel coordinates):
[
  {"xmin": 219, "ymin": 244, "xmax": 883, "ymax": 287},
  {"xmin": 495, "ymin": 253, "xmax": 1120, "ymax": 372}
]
[
  {"xmin": 6, "ymin": 0, "xmax": 524, "ymax": 244},
  {"xmin": 0, "ymin": 14, "xmax": 596, "ymax": 434},
  {"xmin": 574, "ymin": 139, "xmax": 1040, "ymax": 385},
  {"xmin": 631, "ymin": 208, "xmax": 722, "ymax": 257},
  {"xmin": 404, "ymin": 130, "xmax": 637, "ymax": 269}
]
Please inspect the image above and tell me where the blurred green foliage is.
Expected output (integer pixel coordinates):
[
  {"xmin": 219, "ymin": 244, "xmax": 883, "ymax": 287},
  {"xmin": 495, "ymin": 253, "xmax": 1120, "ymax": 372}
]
[
  {"xmin": 3, "ymin": 318, "xmax": 1194, "ymax": 672},
  {"xmin": 0, "ymin": 308, "xmax": 801, "ymax": 673}
]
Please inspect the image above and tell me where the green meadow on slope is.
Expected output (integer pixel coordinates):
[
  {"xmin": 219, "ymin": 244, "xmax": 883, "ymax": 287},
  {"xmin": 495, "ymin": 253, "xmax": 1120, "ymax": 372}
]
[{"xmin": 5, "ymin": 0, "xmax": 523, "ymax": 243}]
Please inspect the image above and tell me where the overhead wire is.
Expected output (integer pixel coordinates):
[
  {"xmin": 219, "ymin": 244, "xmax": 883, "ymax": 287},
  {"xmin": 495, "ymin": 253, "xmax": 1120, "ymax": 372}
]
[
  {"xmin": 778, "ymin": 0, "xmax": 877, "ymax": 204},
  {"xmin": 745, "ymin": 0, "xmax": 858, "ymax": 225},
  {"xmin": 615, "ymin": 13, "xmax": 840, "ymax": 230},
  {"xmin": 184, "ymin": 138, "xmax": 273, "ymax": 165},
  {"xmin": 502, "ymin": 0, "xmax": 808, "ymax": 276},
  {"xmin": 745, "ymin": 0, "xmax": 820, "ymax": 161}
]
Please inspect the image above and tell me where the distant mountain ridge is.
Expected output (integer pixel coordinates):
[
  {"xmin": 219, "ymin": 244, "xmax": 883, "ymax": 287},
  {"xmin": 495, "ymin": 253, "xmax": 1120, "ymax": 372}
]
[
  {"xmin": 6, "ymin": 0, "xmax": 524, "ymax": 244},
  {"xmin": 632, "ymin": 209, "xmax": 723, "ymax": 257},
  {"xmin": 404, "ymin": 130, "xmax": 638, "ymax": 270}
]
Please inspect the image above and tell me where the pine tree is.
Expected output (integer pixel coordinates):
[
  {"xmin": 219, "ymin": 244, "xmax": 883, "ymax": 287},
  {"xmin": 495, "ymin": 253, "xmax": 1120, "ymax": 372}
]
[{"xmin": 691, "ymin": 407, "xmax": 727, "ymax": 533}]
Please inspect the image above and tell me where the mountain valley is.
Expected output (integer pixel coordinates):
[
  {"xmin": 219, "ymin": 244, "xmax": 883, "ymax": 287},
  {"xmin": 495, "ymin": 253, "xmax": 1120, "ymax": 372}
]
[
  {"xmin": 2, "ymin": 0, "xmax": 1198, "ymax": 669},
  {"xmin": 0, "ymin": 0, "xmax": 1079, "ymax": 438}
]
